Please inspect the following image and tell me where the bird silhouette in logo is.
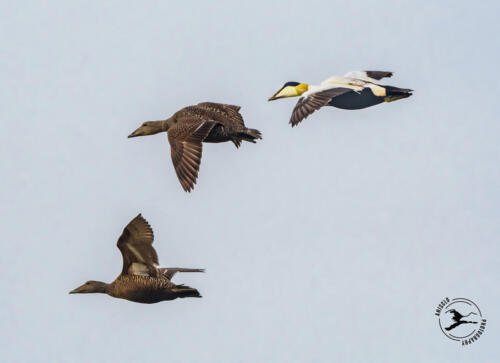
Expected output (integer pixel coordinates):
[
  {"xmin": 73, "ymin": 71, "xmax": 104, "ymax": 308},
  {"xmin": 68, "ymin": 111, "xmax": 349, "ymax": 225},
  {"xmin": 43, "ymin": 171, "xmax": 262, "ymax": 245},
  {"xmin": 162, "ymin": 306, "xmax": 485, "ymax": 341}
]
[{"xmin": 444, "ymin": 309, "xmax": 478, "ymax": 331}]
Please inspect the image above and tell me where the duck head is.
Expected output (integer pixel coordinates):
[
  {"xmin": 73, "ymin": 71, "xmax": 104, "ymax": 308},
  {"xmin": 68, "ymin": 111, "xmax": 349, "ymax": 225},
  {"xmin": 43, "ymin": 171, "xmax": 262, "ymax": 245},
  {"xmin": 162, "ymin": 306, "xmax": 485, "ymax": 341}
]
[
  {"xmin": 128, "ymin": 120, "xmax": 167, "ymax": 138},
  {"xmin": 268, "ymin": 82, "xmax": 308, "ymax": 101},
  {"xmin": 69, "ymin": 280, "xmax": 109, "ymax": 294}
]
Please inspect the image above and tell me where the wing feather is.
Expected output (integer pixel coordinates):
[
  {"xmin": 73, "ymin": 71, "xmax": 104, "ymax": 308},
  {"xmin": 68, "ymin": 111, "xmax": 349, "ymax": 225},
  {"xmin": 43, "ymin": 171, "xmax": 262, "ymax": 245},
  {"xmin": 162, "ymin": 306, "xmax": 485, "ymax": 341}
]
[
  {"xmin": 159, "ymin": 267, "xmax": 205, "ymax": 280},
  {"xmin": 116, "ymin": 214, "xmax": 158, "ymax": 276},
  {"xmin": 344, "ymin": 70, "xmax": 393, "ymax": 83},
  {"xmin": 168, "ymin": 120, "xmax": 216, "ymax": 192},
  {"xmin": 196, "ymin": 102, "xmax": 245, "ymax": 128},
  {"xmin": 290, "ymin": 87, "xmax": 352, "ymax": 127}
]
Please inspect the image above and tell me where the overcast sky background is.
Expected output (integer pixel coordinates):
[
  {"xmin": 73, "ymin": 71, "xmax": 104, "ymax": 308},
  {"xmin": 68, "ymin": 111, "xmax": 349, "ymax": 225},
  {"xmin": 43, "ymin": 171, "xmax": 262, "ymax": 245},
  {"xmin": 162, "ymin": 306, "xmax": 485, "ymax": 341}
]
[{"xmin": 1, "ymin": 1, "xmax": 499, "ymax": 362}]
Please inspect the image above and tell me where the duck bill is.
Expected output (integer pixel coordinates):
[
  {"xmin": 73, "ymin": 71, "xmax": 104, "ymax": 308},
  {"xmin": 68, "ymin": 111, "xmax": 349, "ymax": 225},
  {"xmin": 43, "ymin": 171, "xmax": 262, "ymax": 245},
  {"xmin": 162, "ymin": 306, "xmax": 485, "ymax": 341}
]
[
  {"xmin": 268, "ymin": 87, "xmax": 285, "ymax": 101},
  {"xmin": 69, "ymin": 286, "xmax": 83, "ymax": 294},
  {"xmin": 128, "ymin": 126, "xmax": 144, "ymax": 138}
]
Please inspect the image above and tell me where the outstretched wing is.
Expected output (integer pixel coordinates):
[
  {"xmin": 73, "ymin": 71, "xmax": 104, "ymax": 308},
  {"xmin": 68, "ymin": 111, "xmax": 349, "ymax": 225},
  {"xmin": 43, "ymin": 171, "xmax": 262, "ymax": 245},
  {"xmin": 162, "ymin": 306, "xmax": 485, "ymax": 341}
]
[
  {"xmin": 159, "ymin": 267, "xmax": 205, "ymax": 280},
  {"xmin": 290, "ymin": 87, "xmax": 352, "ymax": 127},
  {"xmin": 344, "ymin": 71, "xmax": 393, "ymax": 83},
  {"xmin": 116, "ymin": 214, "xmax": 158, "ymax": 277},
  {"xmin": 168, "ymin": 118, "xmax": 216, "ymax": 192}
]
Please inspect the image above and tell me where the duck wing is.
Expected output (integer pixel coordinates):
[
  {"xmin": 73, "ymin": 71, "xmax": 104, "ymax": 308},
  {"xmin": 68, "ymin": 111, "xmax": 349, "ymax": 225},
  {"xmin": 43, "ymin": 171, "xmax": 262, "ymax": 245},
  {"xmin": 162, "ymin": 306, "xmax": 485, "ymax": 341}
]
[
  {"xmin": 195, "ymin": 102, "xmax": 245, "ymax": 129},
  {"xmin": 117, "ymin": 214, "xmax": 159, "ymax": 277},
  {"xmin": 197, "ymin": 102, "xmax": 240, "ymax": 113},
  {"xmin": 290, "ymin": 87, "xmax": 352, "ymax": 127},
  {"xmin": 344, "ymin": 71, "xmax": 393, "ymax": 83},
  {"xmin": 168, "ymin": 111, "xmax": 218, "ymax": 192},
  {"xmin": 159, "ymin": 267, "xmax": 205, "ymax": 280}
]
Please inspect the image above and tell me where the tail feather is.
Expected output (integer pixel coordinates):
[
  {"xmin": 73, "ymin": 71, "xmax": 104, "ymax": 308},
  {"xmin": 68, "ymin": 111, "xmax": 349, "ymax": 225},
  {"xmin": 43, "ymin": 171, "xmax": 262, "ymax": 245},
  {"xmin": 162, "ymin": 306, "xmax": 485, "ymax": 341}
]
[
  {"xmin": 383, "ymin": 85, "xmax": 413, "ymax": 102},
  {"xmin": 172, "ymin": 284, "xmax": 202, "ymax": 298},
  {"xmin": 245, "ymin": 128, "xmax": 262, "ymax": 139},
  {"xmin": 236, "ymin": 128, "xmax": 262, "ymax": 144}
]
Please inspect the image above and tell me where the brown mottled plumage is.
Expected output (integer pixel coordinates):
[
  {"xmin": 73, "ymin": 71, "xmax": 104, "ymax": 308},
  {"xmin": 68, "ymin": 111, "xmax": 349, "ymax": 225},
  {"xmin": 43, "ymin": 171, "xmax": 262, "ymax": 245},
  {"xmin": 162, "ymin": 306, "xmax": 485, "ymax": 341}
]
[
  {"xmin": 69, "ymin": 214, "xmax": 204, "ymax": 304},
  {"xmin": 128, "ymin": 102, "xmax": 262, "ymax": 192}
]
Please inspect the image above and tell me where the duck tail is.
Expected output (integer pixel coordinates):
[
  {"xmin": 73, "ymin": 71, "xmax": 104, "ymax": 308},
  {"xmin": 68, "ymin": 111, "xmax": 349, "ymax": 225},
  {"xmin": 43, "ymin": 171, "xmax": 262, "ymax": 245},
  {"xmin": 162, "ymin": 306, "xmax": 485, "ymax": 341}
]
[
  {"xmin": 172, "ymin": 284, "xmax": 202, "ymax": 298},
  {"xmin": 384, "ymin": 86, "xmax": 413, "ymax": 102},
  {"xmin": 236, "ymin": 128, "xmax": 262, "ymax": 144}
]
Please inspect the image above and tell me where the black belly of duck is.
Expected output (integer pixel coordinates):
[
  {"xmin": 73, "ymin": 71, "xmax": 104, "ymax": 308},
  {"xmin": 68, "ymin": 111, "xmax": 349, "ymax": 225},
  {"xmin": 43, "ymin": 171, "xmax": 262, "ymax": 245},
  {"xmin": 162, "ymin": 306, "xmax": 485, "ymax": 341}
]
[
  {"xmin": 328, "ymin": 88, "xmax": 384, "ymax": 110},
  {"xmin": 329, "ymin": 86, "xmax": 412, "ymax": 110}
]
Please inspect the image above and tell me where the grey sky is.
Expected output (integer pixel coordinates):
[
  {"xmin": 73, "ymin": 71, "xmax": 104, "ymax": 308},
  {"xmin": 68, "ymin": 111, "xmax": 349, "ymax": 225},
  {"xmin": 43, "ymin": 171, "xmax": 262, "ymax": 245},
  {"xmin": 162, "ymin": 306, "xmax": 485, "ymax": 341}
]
[{"xmin": 1, "ymin": 1, "xmax": 499, "ymax": 362}]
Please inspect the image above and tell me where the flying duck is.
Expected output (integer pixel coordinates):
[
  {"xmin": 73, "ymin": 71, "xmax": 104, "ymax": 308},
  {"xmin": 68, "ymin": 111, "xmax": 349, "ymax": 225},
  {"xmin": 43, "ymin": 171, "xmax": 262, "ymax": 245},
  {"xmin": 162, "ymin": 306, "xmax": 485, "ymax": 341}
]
[
  {"xmin": 268, "ymin": 71, "xmax": 413, "ymax": 127},
  {"xmin": 69, "ymin": 214, "xmax": 204, "ymax": 304},
  {"xmin": 128, "ymin": 102, "xmax": 262, "ymax": 192}
]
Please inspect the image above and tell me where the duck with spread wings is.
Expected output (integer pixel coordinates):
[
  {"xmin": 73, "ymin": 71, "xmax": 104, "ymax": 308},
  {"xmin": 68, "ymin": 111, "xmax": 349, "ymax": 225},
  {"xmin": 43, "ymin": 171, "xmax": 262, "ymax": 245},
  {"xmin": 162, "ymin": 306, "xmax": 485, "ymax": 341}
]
[
  {"xmin": 128, "ymin": 102, "xmax": 262, "ymax": 192},
  {"xmin": 69, "ymin": 214, "xmax": 204, "ymax": 304},
  {"xmin": 268, "ymin": 71, "xmax": 412, "ymax": 127}
]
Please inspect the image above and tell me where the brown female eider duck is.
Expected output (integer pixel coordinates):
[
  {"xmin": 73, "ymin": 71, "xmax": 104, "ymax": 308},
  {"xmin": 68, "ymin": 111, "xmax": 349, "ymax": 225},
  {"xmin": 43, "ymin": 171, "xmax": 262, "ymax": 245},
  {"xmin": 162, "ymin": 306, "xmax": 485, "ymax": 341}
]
[
  {"xmin": 128, "ymin": 102, "xmax": 262, "ymax": 192},
  {"xmin": 69, "ymin": 214, "xmax": 204, "ymax": 304}
]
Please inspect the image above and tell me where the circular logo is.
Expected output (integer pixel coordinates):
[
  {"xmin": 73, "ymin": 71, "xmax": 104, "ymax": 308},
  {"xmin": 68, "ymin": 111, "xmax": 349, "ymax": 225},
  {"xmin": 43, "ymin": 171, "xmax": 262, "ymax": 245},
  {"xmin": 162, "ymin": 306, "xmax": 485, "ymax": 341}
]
[{"xmin": 435, "ymin": 297, "xmax": 487, "ymax": 345}]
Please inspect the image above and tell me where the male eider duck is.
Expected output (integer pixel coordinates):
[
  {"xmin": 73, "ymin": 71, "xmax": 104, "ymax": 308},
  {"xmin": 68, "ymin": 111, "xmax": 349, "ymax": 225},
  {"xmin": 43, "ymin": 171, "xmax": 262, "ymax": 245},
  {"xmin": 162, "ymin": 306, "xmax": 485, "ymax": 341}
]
[
  {"xmin": 268, "ymin": 71, "xmax": 413, "ymax": 127},
  {"xmin": 69, "ymin": 214, "xmax": 204, "ymax": 304},
  {"xmin": 128, "ymin": 102, "xmax": 262, "ymax": 192}
]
